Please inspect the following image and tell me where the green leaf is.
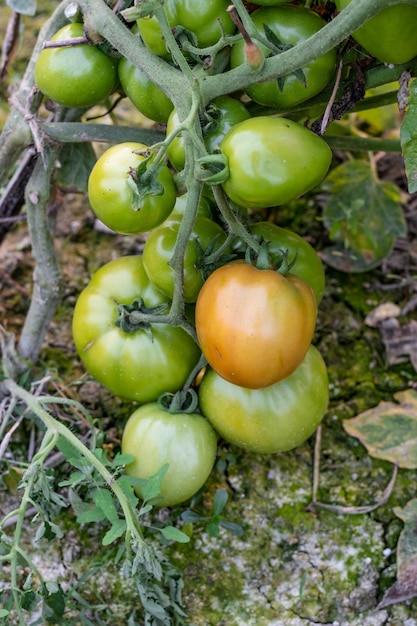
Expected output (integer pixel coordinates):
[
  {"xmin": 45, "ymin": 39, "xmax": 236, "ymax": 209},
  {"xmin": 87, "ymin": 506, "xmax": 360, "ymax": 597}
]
[
  {"xmin": 56, "ymin": 436, "xmax": 84, "ymax": 465},
  {"xmin": 0, "ymin": 610, "xmax": 9, "ymax": 618},
  {"xmin": 321, "ymin": 160, "xmax": 406, "ymax": 272},
  {"xmin": 102, "ymin": 519, "xmax": 127, "ymax": 546},
  {"xmin": 42, "ymin": 581, "xmax": 66, "ymax": 617},
  {"xmin": 219, "ymin": 521, "xmax": 245, "ymax": 537},
  {"xmin": 7, "ymin": 0, "xmax": 36, "ymax": 15},
  {"xmin": 159, "ymin": 526, "xmax": 190, "ymax": 544},
  {"xmin": 111, "ymin": 452, "xmax": 136, "ymax": 467},
  {"xmin": 378, "ymin": 498, "xmax": 417, "ymax": 608},
  {"xmin": 56, "ymin": 142, "xmax": 96, "ymax": 193},
  {"xmin": 180, "ymin": 510, "xmax": 205, "ymax": 523},
  {"xmin": 115, "ymin": 475, "xmax": 139, "ymax": 508},
  {"xmin": 77, "ymin": 506, "xmax": 107, "ymax": 524},
  {"xmin": 141, "ymin": 464, "xmax": 169, "ymax": 502},
  {"xmin": 400, "ymin": 77, "xmax": 417, "ymax": 194},
  {"xmin": 343, "ymin": 390, "xmax": 417, "ymax": 468},
  {"xmin": 213, "ymin": 489, "xmax": 228, "ymax": 515},
  {"xmin": 205, "ymin": 520, "xmax": 220, "ymax": 537},
  {"xmin": 93, "ymin": 488, "xmax": 119, "ymax": 523},
  {"xmin": 21, "ymin": 590, "xmax": 38, "ymax": 611}
]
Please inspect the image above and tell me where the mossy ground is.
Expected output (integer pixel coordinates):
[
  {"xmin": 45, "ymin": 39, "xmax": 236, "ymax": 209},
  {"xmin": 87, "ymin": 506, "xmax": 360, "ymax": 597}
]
[{"xmin": 2, "ymin": 155, "xmax": 417, "ymax": 625}]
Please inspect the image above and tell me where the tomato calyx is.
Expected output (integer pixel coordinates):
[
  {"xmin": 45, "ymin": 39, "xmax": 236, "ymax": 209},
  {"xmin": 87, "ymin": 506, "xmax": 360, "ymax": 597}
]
[
  {"xmin": 126, "ymin": 153, "xmax": 165, "ymax": 211},
  {"xmin": 115, "ymin": 298, "xmax": 168, "ymax": 335},
  {"xmin": 195, "ymin": 153, "xmax": 229, "ymax": 185},
  {"xmin": 201, "ymin": 104, "xmax": 222, "ymax": 138},
  {"xmin": 244, "ymin": 239, "xmax": 298, "ymax": 275},
  {"xmin": 158, "ymin": 388, "xmax": 199, "ymax": 414},
  {"xmin": 262, "ymin": 24, "xmax": 306, "ymax": 91},
  {"xmin": 194, "ymin": 235, "xmax": 236, "ymax": 280},
  {"xmin": 121, "ymin": 1, "xmax": 156, "ymax": 21}
]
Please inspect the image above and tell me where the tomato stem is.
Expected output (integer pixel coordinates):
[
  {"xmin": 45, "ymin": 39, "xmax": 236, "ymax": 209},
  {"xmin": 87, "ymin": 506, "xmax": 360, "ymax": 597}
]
[{"xmin": 158, "ymin": 388, "xmax": 199, "ymax": 414}]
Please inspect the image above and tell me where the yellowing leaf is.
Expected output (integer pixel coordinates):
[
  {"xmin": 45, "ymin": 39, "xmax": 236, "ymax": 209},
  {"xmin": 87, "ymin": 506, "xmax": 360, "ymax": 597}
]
[
  {"xmin": 343, "ymin": 390, "xmax": 417, "ymax": 468},
  {"xmin": 321, "ymin": 160, "xmax": 406, "ymax": 272}
]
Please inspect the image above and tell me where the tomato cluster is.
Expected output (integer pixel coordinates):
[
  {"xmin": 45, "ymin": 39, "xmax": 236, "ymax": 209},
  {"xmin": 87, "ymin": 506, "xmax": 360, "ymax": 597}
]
[{"xmin": 33, "ymin": 0, "xmax": 412, "ymax": 507}]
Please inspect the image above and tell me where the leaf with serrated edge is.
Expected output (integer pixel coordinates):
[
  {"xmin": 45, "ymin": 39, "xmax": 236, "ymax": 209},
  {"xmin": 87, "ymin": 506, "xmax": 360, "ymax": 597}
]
[
  {"xmin": 102, "ymin": 519, "xmax": 127, "ymax": 546},
  {"xmin": 141, "ymin": 464, "xmax": 169, "ymax": 502},
  {"xmin": 343, "ymin": 390, "xmax": 417, "ymax": 468},
  {"xmin": 93, "ymin": 488, "xmax": 119, "ymax": 523}
]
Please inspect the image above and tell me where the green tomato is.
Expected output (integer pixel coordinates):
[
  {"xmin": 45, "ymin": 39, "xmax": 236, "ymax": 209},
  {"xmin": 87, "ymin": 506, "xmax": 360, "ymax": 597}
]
[
  {"xmin": 203, "ymin": 96, "xmax": 251, "ymax": 153},
  {"xmin": 72, "ymin": 256, "xmax": 200, "ymax": 403},
  {"xmin": 34, "ymin": 23, "xmax": 117, "ymax": 109},
  {"xmin": 137, "ymin": 0, "xmax": 235, "ymax": 59},
  {"xmin": 88, "ymin": 142, "xmax": 176, "ymax": 235},
  {"xmin": 118, "ymin": 56, "xmax": 173, "ymax": 123},
  {"xmin": 121, "ymin": 403, "xmax": 217, "ymax": 506},
  {"xmin": 143, "ymin": 216, "xmax": 231, "ymax": 303},
  {"xmin": 166, "ymin": 96, "xmax": 251, "ymax": 171},
  {"xmin": 170, "ymin": 192, "xmax": 213, "ymax": 220},
  {"xmin": 198, "ymin": 344, "xmax": 328, "ymax": 454},
  {"xmin": 335, "ymin": 0, "xmax": 417, "ymax": 65},
  {"xmin": 220, "ymin": 116, "xmax": 332, "ymax": 209},
  {"xmin": 235, "ymin": 222, "xmax": 326, "ymax": 303},
  {"xmin": 166, "ymin": 110, "xmax": 186, "ymax": 171},
  {"xmin": 230, "ymin": 6, "xmax": 336, "ymax": 109}
]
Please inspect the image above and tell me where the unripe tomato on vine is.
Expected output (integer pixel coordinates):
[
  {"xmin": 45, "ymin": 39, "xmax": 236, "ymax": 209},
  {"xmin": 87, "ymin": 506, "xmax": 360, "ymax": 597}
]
[
  {"xmin": 136, "ymin": 0, "xmax": 236, "ymax": 60},
  {"xmin": 230, "ymin": 5, "xmax": 337, "ymax": 109},
  {"xmin": 166, "ymin": 96, "xmax": 251, "ymax": 171},
  {"xmin": 72, "ymin": 256, "xmax": 201, "ymax": 403},
  {"xmin": 35, "ymin": 23, "xmax": 118, "ymax": 109},
  {"xmin": 335, "ymin": 0, "xmax": 417, "ymax": 65},
  {"xmin": 118, "ymin": 57, "xmax": 173, "ymax": 124},
  {"xmin": 198, "ymin": 345, "xmax": 329, "ymax": 454},
  {"xmin": 142, "ymin": 216, "xmax": 232, "ymax": 303},
  {"xmin": 88, "ymin": 142, "xmax": 176, "ymax": 234},
  {"xmin": 121, "ymin": 402, "xmax": 218, "ymax": 507},
  {"xmin": 219, "ymin": 116, "xmax": 332, "ymax": 210}
]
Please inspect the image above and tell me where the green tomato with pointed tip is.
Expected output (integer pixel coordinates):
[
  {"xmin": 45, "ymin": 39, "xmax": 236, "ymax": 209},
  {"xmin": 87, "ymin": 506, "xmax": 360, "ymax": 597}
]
[{"xmin": 220, "ymin": 116, "xmax": 332, "ymax": 209}]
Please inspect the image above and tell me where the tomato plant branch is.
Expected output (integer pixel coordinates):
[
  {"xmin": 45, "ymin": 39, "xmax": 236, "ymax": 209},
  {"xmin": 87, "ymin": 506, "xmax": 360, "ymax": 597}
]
[
  {"xmin": 325, "ymin": 135, "xmax": 401, "ymax": 152},
  {"xmin": 201, "ymin": 0, "xmax": 417, "ymax": 101},
  {"xmin": 16, "ymin": 144, "xmax": 63, "ymax": 366},
  {"xmin": 0, "ymin": 0, "xmax": 73, "ymax": 188},
  {"xmin": 212, "ymin": 186, "xmax": 261, "ymax": 255},
  {"xmin": 79, "ymin": 0, "xmax": 188, "ymax": 106},
  {"xmin": 41, "ymin": 121, "xmax": 166, "ymax": 145},
  {"xmin": 2, "ymin": 379, "xmax": 146, "ymax": 544}
]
